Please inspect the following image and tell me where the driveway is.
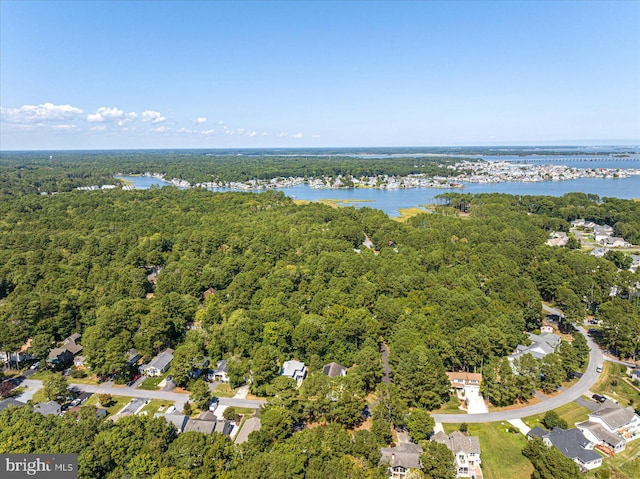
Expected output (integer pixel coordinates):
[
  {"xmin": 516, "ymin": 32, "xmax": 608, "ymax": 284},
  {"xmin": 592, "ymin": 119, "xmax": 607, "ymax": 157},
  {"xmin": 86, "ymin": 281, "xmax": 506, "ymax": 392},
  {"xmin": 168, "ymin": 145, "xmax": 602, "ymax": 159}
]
[{"xmin": 432, "ymin": 326, "xmax": 603, "ymax": 423}]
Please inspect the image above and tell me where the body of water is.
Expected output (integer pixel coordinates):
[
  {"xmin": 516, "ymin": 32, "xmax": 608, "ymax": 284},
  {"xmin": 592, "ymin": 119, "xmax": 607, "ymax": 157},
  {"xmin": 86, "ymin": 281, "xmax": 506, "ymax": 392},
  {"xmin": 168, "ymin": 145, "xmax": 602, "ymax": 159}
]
[{"xmin": 117, "ymin": 174, "xmax": 640, "ymax": 217}]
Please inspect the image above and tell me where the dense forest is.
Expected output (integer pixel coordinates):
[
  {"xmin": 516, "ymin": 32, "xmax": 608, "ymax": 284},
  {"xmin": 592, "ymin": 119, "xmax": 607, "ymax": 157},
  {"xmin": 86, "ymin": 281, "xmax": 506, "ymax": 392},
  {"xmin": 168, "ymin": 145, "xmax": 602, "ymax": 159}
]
[
  {"xmin": 0, "ymin": 151, "xmax": 468, "ymax": 197},
  {"xmin": 1, "ymin": 170, "xmax": 639, "ymax": 477}
]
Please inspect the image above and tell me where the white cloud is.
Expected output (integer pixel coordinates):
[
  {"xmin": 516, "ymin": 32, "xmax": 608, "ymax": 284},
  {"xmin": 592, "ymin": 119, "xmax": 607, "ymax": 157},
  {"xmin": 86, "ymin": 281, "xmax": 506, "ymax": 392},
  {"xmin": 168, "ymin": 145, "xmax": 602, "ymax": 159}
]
[
  {"xmin": 142, "ymin": 110, "xmax": 166, "ymax": 124},
  {"xmin": 278, "ymin": 132, "xmax": 288, "ymax": 138},
  {"xmin": 195, "ymin": 117, "xmax": 207, "ymax": 124},
  {"xmin": 87, "ymin": 107, "xmax": 137, "ymax": 125},
  {"xmin": 153, "ymin": 126, "xmax": 171, "ymax": 133},
  {"xmin": 1, "ymin": 102, "xmax": 83, "ymax": 123},
  {"xmin": 51, "ymin": 124, "xmax": 77, "ymax": 131},
  {"xmin": 201, "ymin": 129, "xmax": 215, "ymax": 136},
  {"xmin": 292, "ymin": 133, "xmax": 303, "ymax": 139},
  {"xmin": 91, "ymin": 125, "xmax": 107, "ymax": 131},
  {"xmin": 245, "ymin": 130, "xmax": 257, "ymax": 137},
  {"xmin": 217, "ymin": 120, "xmax": 225, "ymax": 125}
]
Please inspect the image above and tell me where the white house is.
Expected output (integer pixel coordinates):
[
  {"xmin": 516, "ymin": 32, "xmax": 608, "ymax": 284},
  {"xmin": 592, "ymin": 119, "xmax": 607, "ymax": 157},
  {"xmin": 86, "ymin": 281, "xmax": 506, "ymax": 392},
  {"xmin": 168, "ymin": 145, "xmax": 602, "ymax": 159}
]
[
  {"xmin": 432, "ymin": 431, "xmax": 482, "ymax": 479},
  {"xmin": 281, "ymin": 360, "xmax": 307, "ymax": 385},
  {"xmin": 208, "ymin": 359, "xmax": 229, "ymax": 383},
  {"xmin": 577, "ymin": 401, "xmax": 640, "ymax": 453},
  {"xmin": 140, "ymin": 348, "xmax": 174, "ymax": 377}
]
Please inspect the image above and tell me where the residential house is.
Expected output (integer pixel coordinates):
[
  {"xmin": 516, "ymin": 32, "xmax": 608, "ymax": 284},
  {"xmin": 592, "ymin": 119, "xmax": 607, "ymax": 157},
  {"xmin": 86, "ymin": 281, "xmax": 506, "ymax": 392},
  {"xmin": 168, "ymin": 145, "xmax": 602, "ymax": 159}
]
[
  {"xmin": 235, "ymin": 417, "xmax": 261, "ymax": 444},
  {"xmin": 281, "ymin": 360, "xmax": 307, "ymax": 386},
  {"xmin": 189, "ymin": 358, "xmax": 210, "ymax": 379},
  {"xmin": 48, "ymin": 333, "xmax": 83, "ymax": 366},
  {"xmin": 446, "ymin": 372, "xmax": 482, "ymax": 396},
  {"xmin": 528, "ymin": 427, "xmax": 602, "ymax": 471},
  {"xmin": 630, "ymin": 255, "xmax": 640, "ymax": 273},
  {"xmin": 540, "ymin": 319, "xmax": 555, "ymax": 334},
  {"xmin": 154, "ymin": 412, "xmax": 189, "ymax": 433},
  {"xmin": 140, "ymin": 348, "xmax": 174, "ymax": 377},
  {"xmin": 591, "ymin": 247, "xmax": 608, "ymax": 258},
  {"xmin": 546, "ymin": 232, "xmax": 568, "ymax": 247},
  {"xmin": 571, "ymin": 219, "xmax": 586, "ymax": 228},
  {"xmin": 508, "ymin": 333, "xmax": 561, "ymax": 363},
  {"xmin": 208, "ymin": 359, "xmax": 229, "ymax": 383},
  {"xmin": 126, "ymin": 348, "xmax": 141, "ymax": 367},
  {"xmin": 379, "ymin": 442, "xmax": 423, "ymax": 479},
  {"xmin": 432, "ymin": 431, "xmax": 482, "ymax": 479},
  {"xmin": 323, "ymin": 362, "xmax": 347, "ymax": 378},
  {"xmin": 33, "ymin": 401, "xmax": 62, "ymax": 416},
  {"xmin": 577, "ymin": 401, "xmax": 640, "ymax": 453},
  {"xmin": 593, "ymin": 226, "xmax": 613, "ymax": 242},
  {"xmin": 630, "ymin": 368, "xmax": 640, "ymax": 383},
  {"xmin": 0, "ymin": 351, "xmax": 32, "ymax": 364},
  {"xmin": 0, "ymin": 397, "xmax": 24, "ymax": 413},
  {"xmin": 600, "ymin": 237, "xmax": 631, "ymax": 248},
  {"xmin": 183, "ymin": 418, "xmax": 233, "ymax": 436}
]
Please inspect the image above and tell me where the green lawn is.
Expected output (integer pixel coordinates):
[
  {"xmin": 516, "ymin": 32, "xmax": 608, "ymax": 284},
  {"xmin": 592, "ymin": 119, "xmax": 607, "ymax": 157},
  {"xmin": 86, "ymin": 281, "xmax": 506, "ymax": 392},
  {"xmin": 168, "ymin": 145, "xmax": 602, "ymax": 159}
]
[
  {"xmin": 138, "ymin": 399, "xmax": 171, "ymax": 416},
  {"xmin": 213, "ymin": 383, "xmax": 236, "ymax": 398},
  {"xmin": 442, "ymin": 422, "xmax": 534, "ymax": 479},
  {"xmin": 592, "ymin": 363, "xmax": 640, "ymax": 408},
  {"xmin": 138, "ymin": 372, "xmax": 170, "ymax": 391},
  {"xmin": 84, "ymin": 394, "xmax": 130, "ymax": 416},
  {"xmin": 435, "ymin": 396, "xmax": 465, "ymax": 414},
  {"xmin": 31, "ymin": 389, "xmax": 47, "ymax": 403},
  {"xmin": 522, "ymin": 401, "xmax": 591, "ymax": 429},
  {"xmin": 585, "ymin": 438, "xmax": 640, "ymax": 479}
]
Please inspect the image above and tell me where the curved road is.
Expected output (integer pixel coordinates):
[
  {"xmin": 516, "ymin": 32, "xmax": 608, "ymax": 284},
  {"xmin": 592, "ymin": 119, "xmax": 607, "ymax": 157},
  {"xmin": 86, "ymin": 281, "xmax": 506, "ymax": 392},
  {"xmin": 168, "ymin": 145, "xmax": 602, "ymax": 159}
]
[{"xmin": 432, "ymin": 326, "xmax": 603, "ymax": 423}]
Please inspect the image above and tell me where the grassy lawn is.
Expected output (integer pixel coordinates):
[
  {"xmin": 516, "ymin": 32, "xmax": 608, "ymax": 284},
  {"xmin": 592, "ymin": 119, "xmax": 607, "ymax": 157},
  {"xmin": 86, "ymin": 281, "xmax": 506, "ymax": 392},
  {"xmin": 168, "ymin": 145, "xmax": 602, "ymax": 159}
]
[
  {"xmin": 436, "ymin": 396, "xmax": 465, "ymax": 414},
  {"xmin": 592, "ymin": 363, "xmax": 640, "ymax": 408},
  {"xmin": 442, "ymin": 422, "xmax": 533, "ymax": 479},
  {"xmin": 138, "ymin": 399, "xmax": 171, "ymax": 416},
  {"xmin": 138, "ymin": 372, "xmax": 170, "ymax": 391},
  {"xmin": 84, "ymin": 394, "xmax": 130, "ymax": 417},
  {"xmin": 522, "ymin": 401, "xmax": 591, "ymax": 429},
  {"xmin": 393, "ymin": 207, "xmax": 430, "ymax": 222},
  {"xmin": 31, "ymin": 389, "xmax": 47, "ymax": 403},
  {"xmin": 213, "ymin": 383, "xmax": 236, "ymax": 398},
  {"xmin": 585, "ymin": 438, "xmax": 640, "ymax": 479},
  {"xmin": 67, "ymin": 375, "xmax": 101, "ymax": 385}
]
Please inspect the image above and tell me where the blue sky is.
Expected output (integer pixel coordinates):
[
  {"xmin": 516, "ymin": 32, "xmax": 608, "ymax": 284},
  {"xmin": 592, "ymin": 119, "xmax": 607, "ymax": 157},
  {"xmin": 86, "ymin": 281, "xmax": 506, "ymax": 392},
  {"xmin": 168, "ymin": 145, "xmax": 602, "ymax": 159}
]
[{"xmin": 1, "ymin": 1, "xmax": 639, "ymax": 150}]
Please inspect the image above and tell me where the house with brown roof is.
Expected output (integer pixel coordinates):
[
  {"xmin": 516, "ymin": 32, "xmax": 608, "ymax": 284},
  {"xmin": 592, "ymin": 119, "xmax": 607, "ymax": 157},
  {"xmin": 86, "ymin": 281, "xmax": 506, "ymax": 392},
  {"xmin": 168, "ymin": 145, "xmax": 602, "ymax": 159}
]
[
  {"xmin": 446, "ymin": 372, "xmax": 482, "ymax": 395},
  {"xmin": 432, "ymin": 431, "xmax": 482, "ymax": 479},
  {"xmin": 379, "ymin": 442, "xmax": 423, "ymax": 479}
]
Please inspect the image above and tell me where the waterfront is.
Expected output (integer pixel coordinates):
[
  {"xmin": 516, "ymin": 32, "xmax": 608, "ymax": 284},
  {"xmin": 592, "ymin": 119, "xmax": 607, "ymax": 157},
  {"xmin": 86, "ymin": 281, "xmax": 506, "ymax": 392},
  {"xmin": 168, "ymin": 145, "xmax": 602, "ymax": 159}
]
[{"xmin": 116, "ymin": 173, "xmax": 640, "ymax": 217}]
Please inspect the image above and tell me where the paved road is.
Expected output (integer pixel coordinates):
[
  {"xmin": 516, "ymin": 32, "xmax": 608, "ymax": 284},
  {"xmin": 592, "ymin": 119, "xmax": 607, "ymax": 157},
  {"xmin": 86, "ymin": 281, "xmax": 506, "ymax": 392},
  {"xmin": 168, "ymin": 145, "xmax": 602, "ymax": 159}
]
[
  {"xmin": 21, "ymin": 379, "xmax": 265, "ymax": 409},
  {"xmin": 432, "ymin": 326, "xmax": 603, "ymax": 423}
]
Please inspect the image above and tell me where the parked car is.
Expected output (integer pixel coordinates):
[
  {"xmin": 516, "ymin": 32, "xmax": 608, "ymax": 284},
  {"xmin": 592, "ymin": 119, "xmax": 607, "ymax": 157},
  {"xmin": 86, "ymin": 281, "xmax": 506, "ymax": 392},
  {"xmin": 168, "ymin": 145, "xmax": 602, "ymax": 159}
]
[
  {"xmin": 592, "ymin": 394, "xmax": 606, "ymax": 403},
  {"xmin": 29, "ymin": 361, "xmax": 40, "ymax": 370},
  {"xmin": 208, "ymin": 396, "xmax": 219, "ymax": 412}
]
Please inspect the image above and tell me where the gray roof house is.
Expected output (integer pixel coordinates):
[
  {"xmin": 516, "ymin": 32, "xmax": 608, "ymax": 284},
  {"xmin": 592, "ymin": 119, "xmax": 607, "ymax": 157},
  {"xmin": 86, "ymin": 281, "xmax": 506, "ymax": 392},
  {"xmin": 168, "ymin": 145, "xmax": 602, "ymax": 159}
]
[
  {"xmin": 140, "ymin": 348, "xmax": 174, "ymax": 377},
  {"xmin": 508, "ymin": 333, "xmax": 561, "ymax": 362},
  {"xmin": 33, "ymin": 401, "xmax": 62, "ymax": 416},
  {"xmin": 0, "ymin": 397, "xmax": 24, "ymax": 413},
  {"xmin": 576, "ymin": 401, "xmax": 640, "ymax": 453},
  {"xmin": 630, "ymin": 368, "xmax": 640, "ymax": 382},
  {"xmin": 322, "ymin": 362, "xmax": 347, "ymax": 378},
  {"xmin": 48, "ymin": 333, "xmax": 83, "ymax": 365},
  {"xmin": 154, "ymin": 412, "xmax": 188, "ymax": 433},
  {"xmin": 379, "ymin": 442, "xmax": 423, "ymax": 479},
  {"xmin": 281, "ymin": 360, "xmax": 307, "ymax": 385},
  {"xmin": 207, "ymin": 359, "xmax": 229, "ymax": 383},
  {"xmin": 432, "ymin": 431, "xmax": 482, "ymax": 478},
  {"xmin": 528, "ymin": 427, "xmax": 602, "ymax": 471},
  {"xmin": 183, "ymin": 418, "xmax": 233, "ymax": 435},
  {"xmin": 235, "ymin": 417, "xmax": 262, "ymax": 444}
]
